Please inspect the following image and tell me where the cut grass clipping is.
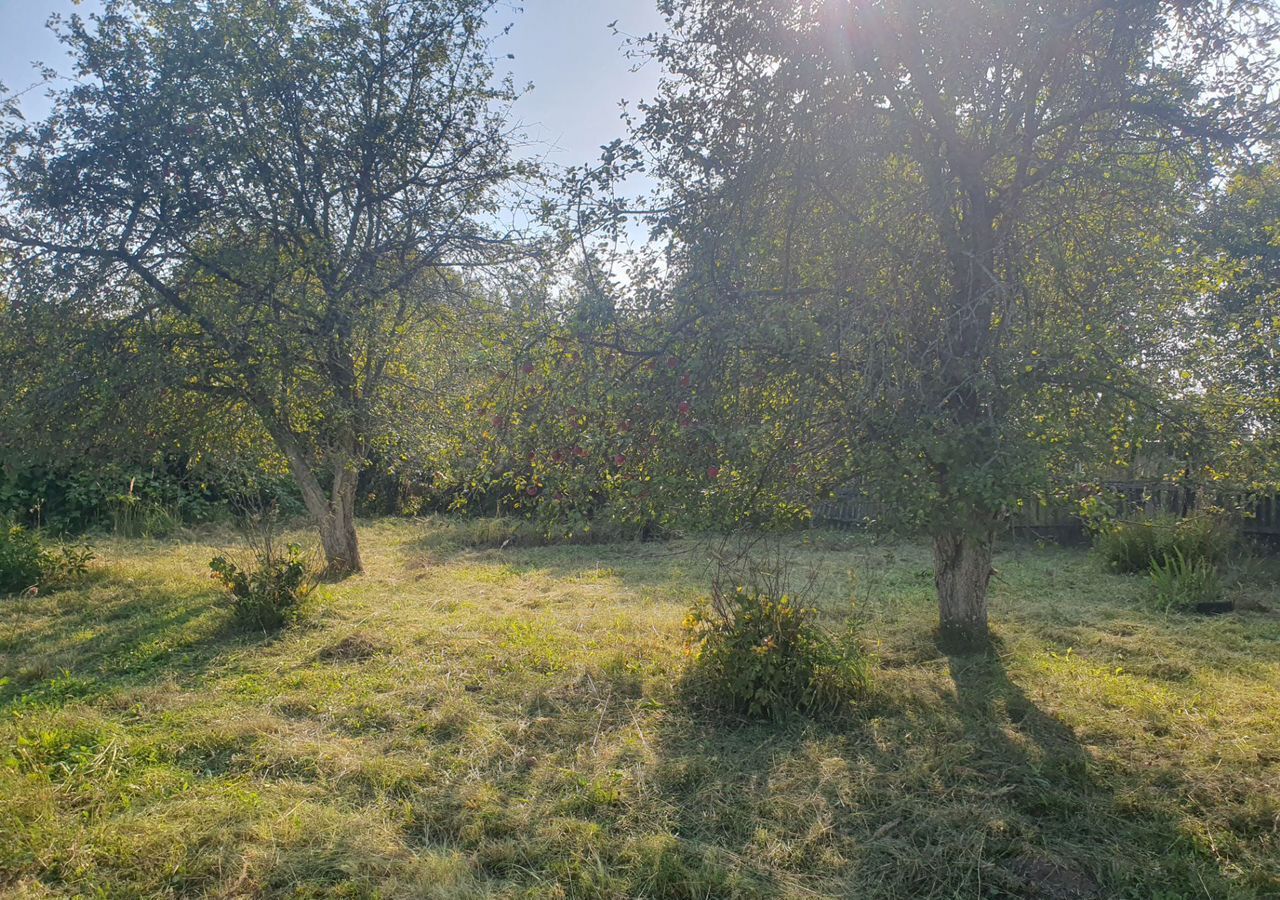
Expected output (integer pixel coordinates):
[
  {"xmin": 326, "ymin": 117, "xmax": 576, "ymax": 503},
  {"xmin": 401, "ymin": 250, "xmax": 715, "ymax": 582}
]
[{"xmin": 0, "ymin": 518, "xmax": 1277, "ymax": 898}]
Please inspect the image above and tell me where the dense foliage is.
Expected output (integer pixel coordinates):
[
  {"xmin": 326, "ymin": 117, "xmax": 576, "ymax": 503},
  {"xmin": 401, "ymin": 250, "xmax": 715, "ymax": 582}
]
[
  {"xmin": 609, "ymin": 0, "xmax": 1280, "ymax": 641},
  {"xmin": 0, "ymin": 457, "xmax": 302, "ymax": 535},
  {"xmin": 1, "ymin": 0, "xmax": 527, "ymax": 574},
  {"xmin": 0, "ymin": 0, "xmax": 1277, "ymax": 615},
  {"xmin": 1178, "ymin": 162, "xmax": 1280, "ymax": 488},
  {"xmin": 1094, "ymin": 511, "xmax": 1239, "ymax": 575}
]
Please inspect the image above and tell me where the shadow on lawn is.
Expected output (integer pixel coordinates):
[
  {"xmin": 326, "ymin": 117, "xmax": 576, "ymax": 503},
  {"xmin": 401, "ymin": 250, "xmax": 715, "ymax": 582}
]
[
  {"xmin": 397, "ymin": 525, "xmax": 709, "ymax": 590},
  {"xmin": 642, "ymin": 639, "xmax": 1247, "ymax": 899},
  {"xmin": 0, "ymin": 570, "xmax": 278, "ymax": 712},
  {"xmin": 944, "ymin": 643, "xmax": 1105, "ymax": 899}
]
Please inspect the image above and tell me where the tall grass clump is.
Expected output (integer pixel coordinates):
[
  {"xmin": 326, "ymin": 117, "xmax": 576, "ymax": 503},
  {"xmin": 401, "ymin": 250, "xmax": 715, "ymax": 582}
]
[
  {"xmin": 111, "ymin": 489, "xmax": 183, "ymax": 538},
  {"xmin": 1095, "ymin": 509, "xmax": 1237, "ymax": 574},
  {"xmin": 1147, "ymin": 548, "xmax": 1225, "ymax": 613},
  {"xmin": 683, "ymin": 543, "xmax": 870, "ymax": 721}
]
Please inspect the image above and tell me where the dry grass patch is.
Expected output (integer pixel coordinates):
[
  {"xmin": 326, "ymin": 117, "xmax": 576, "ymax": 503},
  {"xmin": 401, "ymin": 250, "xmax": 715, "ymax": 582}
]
[{"xmin": 1, "ymin": 518, "xmax": 1277, "ymax": 897}]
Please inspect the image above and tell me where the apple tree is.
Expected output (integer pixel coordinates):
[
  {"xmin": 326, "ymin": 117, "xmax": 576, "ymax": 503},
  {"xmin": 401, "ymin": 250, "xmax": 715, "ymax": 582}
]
[
  {"xmin": 1, "ymin": 0, "xmax": 524, "ymax": 574},
  {"xmin": 630, "ymin": 0, "xmax": 1279, "ymax": 643}
]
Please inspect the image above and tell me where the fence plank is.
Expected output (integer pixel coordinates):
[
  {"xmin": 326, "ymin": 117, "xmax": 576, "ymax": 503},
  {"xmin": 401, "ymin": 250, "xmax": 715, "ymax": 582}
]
[{"xmin": 814, "ymin": 481, "xmax": 1280, "ymax": 541}]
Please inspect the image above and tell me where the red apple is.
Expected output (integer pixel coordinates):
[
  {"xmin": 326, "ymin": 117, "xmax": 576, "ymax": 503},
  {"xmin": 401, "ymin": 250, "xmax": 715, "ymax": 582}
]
[
  {"xmin": 614, "ymin": 454, "xmax": 626, "ymax": 467},
  {"xmin": 707, "ymin": 466, "xmax": 720, "ymax": 479},
  {"xmin": 678, "ymin": 401, "xmax": 691, "ymax": 415}
]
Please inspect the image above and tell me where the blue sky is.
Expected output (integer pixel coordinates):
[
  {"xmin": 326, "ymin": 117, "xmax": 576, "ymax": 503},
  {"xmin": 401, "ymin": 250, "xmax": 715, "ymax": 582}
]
[{"xmin": 0, "ymin": 0, "xmax": 667, "ymax": 173}]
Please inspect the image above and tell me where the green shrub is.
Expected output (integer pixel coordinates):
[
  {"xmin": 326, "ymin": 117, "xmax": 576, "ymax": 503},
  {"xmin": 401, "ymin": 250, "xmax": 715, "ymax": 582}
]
[
  {"xmin": 685, "ymin": 590, "xmax": 869, "ymax": 721},
  {"xmin": 683, "ymin": 554, "xmax": 869, "ymax": 721},
  {"xmin": 1147, "ymin": 549, "xmax": 1224, "ymax": 613},
  {"xmin": 0, "ymin": 459, "xmax": 302, "ymax": 535},
  {"xmin": 0, "ymin": 523, "xmax": 47, "ymax": 595},
  {"xmin": 1173, "ymin": 512, "xmax": 1238, "ymax": 565},
  {"xmin": 0, "ymin": 522, "xmax": 95, "ymax": 596},
  {"xmin": 1095, "ymin": 510, "xmax": 1237, "ymax": 574},
  {"xmin": 1094, "ymin": 517, "xmax": 1157, "ymax": 573},
  {"xmin": 210, "ymin": 542, "xmax": 315, "ymax": 631},
  {"xmin": 42, "ymin": 544, "xmax": 95, "ymax": 589},
  {"xmin": 210, "ymin": 502, "xmax": 319, "ymax": 631}
]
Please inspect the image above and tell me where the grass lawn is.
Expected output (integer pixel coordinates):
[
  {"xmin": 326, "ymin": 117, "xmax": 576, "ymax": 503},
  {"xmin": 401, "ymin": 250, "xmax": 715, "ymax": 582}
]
[{"xmin": 2, "ymin": 519, "xmax": 1278, "ymax": 898}]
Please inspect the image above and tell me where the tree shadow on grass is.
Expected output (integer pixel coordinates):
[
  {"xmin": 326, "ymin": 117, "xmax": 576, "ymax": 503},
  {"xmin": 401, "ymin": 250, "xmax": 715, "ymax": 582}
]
[
  {"xmin": 0, "ymin": 570, "xmax": 280, "ymax": 713},
  {"xmin": 637, "ymin": 637, "xmax": 1260, "ymax": 899},
  {"xmin": 395, "ymin": 525, "xmax": 708, "ymax": 598},
  {"xmin": 942, "ymin": 641, "xmax": 1107, "ymax": 899}
]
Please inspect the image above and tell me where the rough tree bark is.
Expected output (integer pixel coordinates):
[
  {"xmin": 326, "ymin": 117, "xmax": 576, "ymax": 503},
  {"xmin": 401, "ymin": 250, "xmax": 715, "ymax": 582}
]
[
  {"xmin": 269, "ymin": 422, "xmax": 364, "ymax": 577},
  {"xmin": 930, "ymin": 176, "xmax": 1000, "ymax": 648},
  {"xmin": 311, "ymin": 465, "xmax": 363, "ymax": 578},
  {"xmin": 932, "ymin": 528, "xmax": 994, "ymax": 647}
]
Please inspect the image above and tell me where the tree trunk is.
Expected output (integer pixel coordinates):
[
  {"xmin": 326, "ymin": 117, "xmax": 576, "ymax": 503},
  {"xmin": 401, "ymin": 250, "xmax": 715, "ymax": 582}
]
[
  {"xmin": 315, "ymin": 497, "xmax": 362, "ymax": 577},
  {"xmin": 272, "ymin": 431, "xmax": 364, "ymax": 577},
  {"xmin": 933, "ymin": 528, "xmax": 993, "ymax": 647},
  {"xmin": 310, "ymin": 460, "xmax": 363, "ymax": 577}
]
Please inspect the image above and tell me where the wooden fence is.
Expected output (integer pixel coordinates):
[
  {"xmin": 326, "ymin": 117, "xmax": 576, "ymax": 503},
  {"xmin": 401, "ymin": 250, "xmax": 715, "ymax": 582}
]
[{"xmin": 815, "ymin": 480, "xmax": 1280, "ymax": 545}]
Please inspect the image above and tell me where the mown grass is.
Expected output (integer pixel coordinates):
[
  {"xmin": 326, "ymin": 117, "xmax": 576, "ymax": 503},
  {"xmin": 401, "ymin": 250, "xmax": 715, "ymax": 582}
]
[{"xmin": 1, "ymin": 519, "xmax": 1277, "ymax": 898}]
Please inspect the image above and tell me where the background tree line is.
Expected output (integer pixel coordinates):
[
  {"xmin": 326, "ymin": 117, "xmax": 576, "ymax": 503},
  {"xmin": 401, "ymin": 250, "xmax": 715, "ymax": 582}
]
[{"xmin": 2, "ymin": 0, "xmax": 1278, "ymax": 644}]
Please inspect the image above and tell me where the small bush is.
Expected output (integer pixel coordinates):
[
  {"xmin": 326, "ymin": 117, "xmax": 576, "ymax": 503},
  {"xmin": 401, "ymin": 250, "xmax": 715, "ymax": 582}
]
[
  {"xmin": 685, "ymin": 590, "xmax": 869, "ymax": 721},
  {"xmin": 210, "ymin": 543, "xmax": 314, "ymax": 630},
  {"xmin": 210, "ymin": 509, "xmax": 316, "ymax": 630},
  {"xmin": 1096, "ymin": 510, "xmax": 1237, "ymax": 574},
  {"xmin": 42, "ymin": 544, "xmax": 95, "ymax": 589},
  {"xmin": 683, "ymin": 547, "xmax": 869, "ymax": 721},
  {"xmin": 0, "ymin": 522, "xmax": 94, "ymax": 596},
  {"xmin": 1174, "ymin": 511, "xmax": 1238, "ymax": 565},
  {"xmin": 0, "ymin": 523, "xmax": 47, "ymax": 595},
  {"xmin": 1147, "ymin": 549, "xmax": 1224, "ymax": 613}
]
